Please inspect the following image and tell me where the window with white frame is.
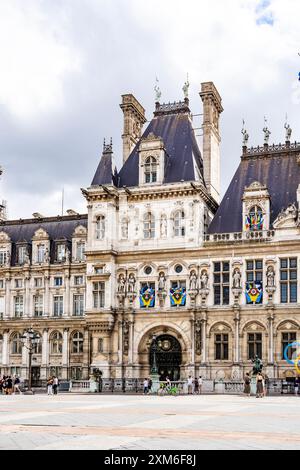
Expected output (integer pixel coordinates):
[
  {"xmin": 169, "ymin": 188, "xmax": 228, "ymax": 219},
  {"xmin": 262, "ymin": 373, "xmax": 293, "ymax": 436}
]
[
  {"xmin": 144, "ymin": 156, "xmax": 157, "ymax": 184},
  {"xmin": 71, "ymin": 331, "xmax": 84, "ymax": 354},
  {"xmin": 17, "ymin": 246, "xmax": 27, "ymax": 265},
  {"xmin": 95, "ymin": 216, "xmax": 105, "ymax": 240},
  {"xmin": 56, "ymin": 244, "xmax": 66, "ymax": 262},
  {"xmin": 93, "ymin": 282, "xmax": 105, "ymax": 308},
  {"xmin": 280, "ymin": 258, "xmax": 297, "ymax": 304},
  {"xmin": 37, "ymin": 244, "xmax": 45, "ymax": 263},
  {"xmin": 74, "ymin": 276, "xmax": 84, "ymax": 286},
  {"xmin": 53, "ymin": 296, "xmax": 64, "ymax": 317},
  {"xmin": 14, "ymin": 296, "xmax": 24, "ymax": 318},
  {"xmin": 173, "ymin": 210, "xmax": 185, "ymax": 237},
  {"xmin": 73, "ymin": 294, "xmax": 84, "ymax": 316},
  {"xmin": 54, "ymin": 277, "xmax": 63, "ymax": 287},
  {"xmin": 143, "ymin": 212, "xmax": 155, "ymax": 239},
  {"xmin": 15, "ymin": 279, "xmax": 23, "ymax": 289},
  {"xmin": 0, "ymin": 250, "xmax": 7, "ymax": 266},
  {"xmin": 76, "ymin": 242, "xmax": 85, "ymax": 261},
  {"xmin": 50, "ymin": 331, "xmax": 63, "ymax": 354},
  {"xmin": 11, "ymin": 333, "xmax": 22, "ymax": 355},
  {"xmin": 34, "ymin": 278, "xmax": 43, "ymax": 288},
  {"xmin": 34, "ymin": 295, "xmax": 43, "ymax": 317}
]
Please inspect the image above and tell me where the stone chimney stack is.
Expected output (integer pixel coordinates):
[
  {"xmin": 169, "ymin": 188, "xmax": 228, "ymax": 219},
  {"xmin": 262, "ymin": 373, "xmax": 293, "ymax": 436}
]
[
  {"xmin": 200, "ymin": 82, "xmax": 223, "ymax": 204},
  {"xmin": 120, "ymin": 94, "xmax": 147, "ymax": 164}
]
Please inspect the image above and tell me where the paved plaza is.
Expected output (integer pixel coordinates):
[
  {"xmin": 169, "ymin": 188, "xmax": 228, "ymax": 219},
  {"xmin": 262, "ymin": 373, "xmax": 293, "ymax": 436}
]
[{"xmin": 0, "ymin": 393, "xmax": 299, "ymax": 450}]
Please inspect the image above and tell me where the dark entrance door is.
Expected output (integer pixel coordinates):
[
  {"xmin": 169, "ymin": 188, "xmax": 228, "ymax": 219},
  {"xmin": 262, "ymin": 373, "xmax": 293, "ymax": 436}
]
[
  {"xmin": 150, "ymin": 335, "xmax": 182, "ymax": 381},
  {"xmin": 31, "ymin": 367, "xmax": 41, "ymax": 387}
]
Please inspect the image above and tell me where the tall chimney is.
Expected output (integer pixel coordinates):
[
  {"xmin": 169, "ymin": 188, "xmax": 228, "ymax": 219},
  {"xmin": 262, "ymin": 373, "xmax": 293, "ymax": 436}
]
[
  {"xmin": 200, "ymin": 82, "xmax": 223, "ymax": 204},
  {"xmin": 120, "ymin": 94, "xmax": 147, "ymax": 164}
]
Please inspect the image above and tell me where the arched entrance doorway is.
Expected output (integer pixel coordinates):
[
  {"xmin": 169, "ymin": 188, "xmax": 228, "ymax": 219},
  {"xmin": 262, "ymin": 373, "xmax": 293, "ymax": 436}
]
[{"xmin": 150, "ymin": 335, "xmax": 182, "ymax": 381}]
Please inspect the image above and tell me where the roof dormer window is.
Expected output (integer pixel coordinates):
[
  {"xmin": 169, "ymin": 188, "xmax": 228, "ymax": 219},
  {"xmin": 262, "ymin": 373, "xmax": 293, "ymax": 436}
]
[
  {"xmin": 245, "ymin": 206, "xmax": 264, "ymax": 231},
  {"xmin": 144, "ymin": 156, "xmax": 157, "ymax": 184}
]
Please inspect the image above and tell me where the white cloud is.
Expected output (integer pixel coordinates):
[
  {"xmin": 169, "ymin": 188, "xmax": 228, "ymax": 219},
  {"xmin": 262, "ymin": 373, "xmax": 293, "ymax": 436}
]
[{"xmin": 0, "ymin": 0, "xmax": 81, "ymax": 121}]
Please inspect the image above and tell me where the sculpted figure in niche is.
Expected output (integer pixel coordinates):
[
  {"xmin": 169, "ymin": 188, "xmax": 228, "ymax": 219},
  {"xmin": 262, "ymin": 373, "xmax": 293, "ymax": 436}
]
[
  {"xmin": 189, "ymin": 271, "xmax": 198, "ymax": 291},
  {"xmin": 121, "ymin": 219, "xmax": 129, "ymax": 239},
  {"xmin": 232, "ymin": 269, "xmax": 241, "ymax": 289},
  {"xmin": 6, "ymin": 250, "xmax": 11, "ymax": 266},
  {"xmin": 127, "ymin": 274, "xmax": 136, "ymax": 293},
  {"xmin": 200, "ymin": 270, "xmax": 208, "ymax": 290},
  {"xmin": 160, "ymin": 215, "xmax": 167, "ymax": 238},
  {"xmin": 158, "ymin": 272, "xmax": 166, "ymax": 291},
  {"xmin": 118, "ymin": 274, "xmax": 126, "ymax": 294},
  {"xmin": 44, "ymin": 248, "xmax": 50, "ymax": 263},
  {"xmin": 266, "ymin": 266, "xmax": 275, "ymax": 288}
]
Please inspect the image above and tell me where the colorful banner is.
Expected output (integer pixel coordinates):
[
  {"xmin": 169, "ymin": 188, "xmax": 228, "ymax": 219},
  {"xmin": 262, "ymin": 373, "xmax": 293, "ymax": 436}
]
[
  {"xmin": 246, "ymin": 282, "xmax": 263, "ymax": 304},
  {"xmin": 170, "ymin": 287, "xmax": 186, "ymax": 307},
  {"xmin": 245, "ymin": 213, "xmax": 264, "ymax": 231},
  {"xmin": 139, "ymin": 286, "xmax": 155, "ymax": 308}
]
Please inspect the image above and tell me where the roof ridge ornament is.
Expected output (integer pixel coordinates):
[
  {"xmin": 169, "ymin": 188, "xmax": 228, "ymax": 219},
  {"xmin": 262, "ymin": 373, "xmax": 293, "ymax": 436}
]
[
  {"xmin": 241, "ymin": 119, "xmax": 249, "ymax": 147},
  {"xmin": 183, "ymin": 74, "xmax": 190, "ymax": 99},
  {"xmin": 284, "ymin": 114, "xmax": 292, "ymax": 143},
  {"xmin": 263, "ymin": 116, "xmax": 271, "ymax": 144},
  {"xmin": 154, "ymin": 77, "xmax": 162, "ymax": 103},
  {"xmin": 103, "ymin": 137, "xmax": 113, "ymax": 154}
]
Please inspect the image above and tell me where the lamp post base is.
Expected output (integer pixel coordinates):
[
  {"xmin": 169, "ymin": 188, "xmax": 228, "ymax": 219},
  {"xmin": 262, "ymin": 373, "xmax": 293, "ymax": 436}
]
[
  {"xmin": 150, "ymin": 373, "xmax": 160, "ymax": 394},
  {"xmin": 24, "ymin": 390, "xmax": 35, "ymax": 395}
]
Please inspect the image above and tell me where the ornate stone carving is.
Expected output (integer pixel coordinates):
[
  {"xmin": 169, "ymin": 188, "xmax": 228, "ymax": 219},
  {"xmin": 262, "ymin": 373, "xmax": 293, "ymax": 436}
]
[
  {"xmin": 195, "ymin": 319, "xmax": 202, "ymax": 356},
  {"xmin": 123, "ymin": 321, "xmax": 130, "ymax": 355}
]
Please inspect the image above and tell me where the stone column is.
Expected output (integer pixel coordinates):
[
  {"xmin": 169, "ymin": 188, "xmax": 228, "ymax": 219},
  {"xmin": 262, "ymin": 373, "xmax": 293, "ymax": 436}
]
[
  {"xmin": 5, "ymin": 277, "xmax": 11, "ymax": 318},
  {"xmin": 82, "ymin": 328, "xmax": 90, "ymax": 379},
  {"xmin": 190, "ymin": 318, "xmax": 195, "ymax": 365},
  {"xmin": 234, "ymin": 310, "xmax": 240, "ymax": 363},
  {"xmin": 118, "ymin": 320, "xmax": 123, "ymax": 364},
  {"xmin": 268, "ymin": 311, "xmax": 275, "ymax": 364},
  {"xmin": 129, "ymin": 321, "xmax": 134, "ymax": 365},
  {"xmin": 62, "ymin": 328, "xmax": 69, "ymax": 379},
  {"xmin": 201, "ymin": 318, "xmax": 207, "ymax": 363},
  {"xmin": 44, "ymin": 277, "xmax": 50, "ymax": 317},
  {"xmin": 64, "ymin": 275, "xmax": 70, "ymax": 317},
  {"xmin": 41, "ymin": 329, "xmax": 49, "ymax": 379},
  {"xmin": 2, "ymin": 330, "xmax": 9, "ymax": 366},
  {"xmin": 25, "ymin": 277, "xmax": 30, "ymax": 317}
]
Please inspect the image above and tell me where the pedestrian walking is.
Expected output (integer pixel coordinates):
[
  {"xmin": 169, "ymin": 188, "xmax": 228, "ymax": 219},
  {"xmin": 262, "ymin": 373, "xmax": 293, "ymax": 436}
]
[
  {"xmin": 256, "ymin": 372, "xmax": 264, "ymax": 398},
  {"xmin": 193, "ymin": 377, "xmax": 199, "ymax": 394},
  {"xmin": 13, "ymin": 376, "xmax": 22, "ymax": 395},
  {"xmin": 198, "ymin": 376, "xmax": 203, "ymax": 395},
  {"xmin": 295, "ymin": 377, "xmax": 299, "ymax": 396},
  {"xmin": 47, "ymin": 376, "xmax": 53, "ymax": 395},
  {"xmin": 6, "ymin": 376, "xmax": 13, "ymax": 395},
  {"xmin": 148, "ymin": 377, "xmax": 153, "ymax": 393},
  {"xmin": 187, "ymin": 376, "xmax": 193, "ymax": 395},
  {"xmin": 143, "ymin": 378, "xmax": 149, "ymax": 394},
  {"xmin": 52, "ymin": 376, "xmax": 59, "ymax": 395},
  {"xmin": 166, "ymin": 376, "xmax": 171, "ymax": 391},
  {"xmin": 243, "ymin": 373, "xmax": 251, "ymax": 397}
]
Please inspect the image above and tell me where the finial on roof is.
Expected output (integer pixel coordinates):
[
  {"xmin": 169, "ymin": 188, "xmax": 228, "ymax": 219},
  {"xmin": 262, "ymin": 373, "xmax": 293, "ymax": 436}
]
[
  {"xmin": 241, "ymin": 119, "xmax": 249, "ymax": 146},
  {"xmin": 263, "ymin": 116, "xmax": 271, "ymax": 144},
  {"xmin": 183, "ymin": 73, "xmax": 190, "ymax": 99},
  {"xmin": 284, "ymin": 114, "xmax": 292, "ymax": 143},
  {"xmin": 154, "ymin": 77, "xmax": 162, "ymax": 102},
  {"xmin": 103, "ymin": 137, "xmax": 113, "ymax": 153}
]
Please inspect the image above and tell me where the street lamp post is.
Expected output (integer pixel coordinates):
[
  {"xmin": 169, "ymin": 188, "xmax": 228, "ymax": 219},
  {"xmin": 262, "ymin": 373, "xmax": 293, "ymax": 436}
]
[
  {"xmin": 150, "ymin": 335, "xmax": 158, "ymax": 375},
  {"xmin": 148, "ymin": 334, "xmax": 160, "ymax": 394},
  {"xmin": 21, "ymin": 328, "xmax": 41, "ymax": 394}
]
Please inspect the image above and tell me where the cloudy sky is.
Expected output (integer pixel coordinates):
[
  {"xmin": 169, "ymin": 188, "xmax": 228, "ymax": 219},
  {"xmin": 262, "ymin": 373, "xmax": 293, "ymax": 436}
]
[{"xmin": 0, "ymin": 0, "xmax": 299, "ymax": 219}]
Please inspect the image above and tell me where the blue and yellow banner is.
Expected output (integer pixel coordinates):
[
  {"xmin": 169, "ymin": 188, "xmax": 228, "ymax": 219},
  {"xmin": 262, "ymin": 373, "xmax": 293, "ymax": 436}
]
[
  {"xmin": 139, "ymin": 286, "xmax": 155, "ymax": 308},
  {"xmin": 246, "ymin": 282, "xmax": 263, "ymax": 304},
  {"xmin": 170, "ymin": 287, "xmax": 186, "ymax": 307}
]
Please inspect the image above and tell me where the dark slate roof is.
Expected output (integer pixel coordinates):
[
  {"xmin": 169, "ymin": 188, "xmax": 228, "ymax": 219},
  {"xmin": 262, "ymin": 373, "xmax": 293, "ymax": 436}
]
[
  {"xmin": 91, "ymin": 142, "xmax": 117, "ymax": 186},
  {"xmin": 118, "ymin": 102, "xmax": 204, "ymax": 188},
  {"xmin": 0, "ymin": 215, "xmax": 87, "ymax": 243},
  {"xmin": 208, "ymin": 143, "xmax": 300, "ymax": 234}
]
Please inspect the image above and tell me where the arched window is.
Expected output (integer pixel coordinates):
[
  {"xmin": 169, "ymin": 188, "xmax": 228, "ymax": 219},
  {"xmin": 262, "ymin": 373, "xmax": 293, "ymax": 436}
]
[
  {"xmin": 32, "ymin": 331, "xmax": 42, "ymax": 354},
  {"xmin": 144, "ymin": 156, "xmax": 157, "ymax": 184},
  {"xmin": 11, "ymin": 332, "xmax": 22, "ymax": 355},
  {"xmin": 174, "ymin": 211, "xmax": 185, "ymax": 237},
  {"xmin": 246, "ymin": 206, "xmax": 264, "ymax": 231},
  {"xmin": 50, "ymin": 331, "xmax": 63, "ymax": 354},
  {"xmin": 143, "ymin": 212, "xmax": 155, "ymax": 239},
  {"xmin": 95, "ymin": 216, "xmax": 105, "ymax": 240},
  {"xmin": 72, "ymin": 331, "xmax": 84, "ymax": 354}
]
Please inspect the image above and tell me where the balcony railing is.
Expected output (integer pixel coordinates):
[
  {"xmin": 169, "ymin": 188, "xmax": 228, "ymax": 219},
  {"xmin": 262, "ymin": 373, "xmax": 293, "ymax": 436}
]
[{"xmin": 205, "ymin": 230, "xmax": 275, "ymax": 244}]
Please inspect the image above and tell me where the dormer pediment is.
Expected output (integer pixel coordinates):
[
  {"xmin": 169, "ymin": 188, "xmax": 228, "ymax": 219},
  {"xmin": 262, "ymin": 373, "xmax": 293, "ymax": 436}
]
[
  {"xmin": 32, "ymin": 228, "xmax": 49, "ymax": 241},
  {"xmin": 0, "ymin": 231, "xmax": 11, "ymax": 243},
  {"xmin": 73, "ymin": 225, "xmax": 87, "ymax": 238}
]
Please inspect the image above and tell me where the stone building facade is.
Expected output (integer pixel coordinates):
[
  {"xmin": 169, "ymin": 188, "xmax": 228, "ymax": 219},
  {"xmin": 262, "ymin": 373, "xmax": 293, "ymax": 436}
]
[{"xmin": 0, "ymin": 81, "xmax": 299, "ymax": 383}]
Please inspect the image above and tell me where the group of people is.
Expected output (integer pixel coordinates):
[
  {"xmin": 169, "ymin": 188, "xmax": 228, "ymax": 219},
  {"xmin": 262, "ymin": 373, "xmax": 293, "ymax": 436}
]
[
  {"xmin": 0, "ymin": 375, "xmax": 22, "ymax": 395},
  {"xmin": 187, "ymin": 376, "xmax": 203, "ymax": 394},
  {"xmin": 47, "ymin": 376, "xmax": 59, "ymax": 395},
  {"xmin": 243, "ymin": 372, "xmax": 267, "ymax": 398}
]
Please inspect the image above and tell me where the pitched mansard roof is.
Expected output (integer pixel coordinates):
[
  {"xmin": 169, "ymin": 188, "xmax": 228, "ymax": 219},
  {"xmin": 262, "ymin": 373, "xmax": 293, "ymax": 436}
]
[
  {"xmin": 208, "ymin": 142, "xmax": 300, "ymax": 234},
  {"xmin": 91, "ymin": 140, "xmax": 118, "ymax": 186},
  {"xmin": 0, "ymin": 215, "xmax": 87, "ymax": 266},
  {"xmin": 91, "ymin": 100, "xmax": 205, "ymax": 188}
]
